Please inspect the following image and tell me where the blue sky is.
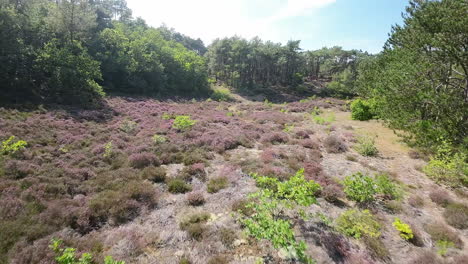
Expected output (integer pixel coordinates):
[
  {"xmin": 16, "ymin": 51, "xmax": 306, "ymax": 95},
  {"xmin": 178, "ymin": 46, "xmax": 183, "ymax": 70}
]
[{"xmin": 127, "ymin": 0, "xmax": 409, "ymax": 54}]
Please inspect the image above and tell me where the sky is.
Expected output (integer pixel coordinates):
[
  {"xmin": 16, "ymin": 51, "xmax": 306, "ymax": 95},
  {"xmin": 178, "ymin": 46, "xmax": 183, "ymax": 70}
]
[{"xmin": 126, "ymin": 0, "xmax": 409, "ymax": 54}]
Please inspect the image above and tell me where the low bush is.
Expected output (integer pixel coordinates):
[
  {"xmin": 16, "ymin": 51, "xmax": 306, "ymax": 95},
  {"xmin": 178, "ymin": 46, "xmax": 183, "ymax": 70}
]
[
  {"xmin": 335, "ymin": 209, "xmax": 381, "ymax": 239},
  {"xmin": 168, "ymin": 179, "xmax": 192, "ymax": 194},
  {"xmin": 186, "ymin": 191, "xmax": 205, "ymax": 206},
  {"xmin": 180, "ymin": 163, "xmax": 206, "ymax": 182},
  {"xmin": 354, "ymin": 136, "xmax": 378, "ymax": 156},
  {"xmin": 179, "ymin": 212, "xmax": 210, "ymax": 241},
  {"xmin": 429, "ymin": 189, "xmax": 453, "ymax": 207},
  {"xmin": 443, "ymin": 203, "xmax": 468, "ymax": 229},
  {"xmin": 210, "ymin": 87, "xmax": 233, "ymax": 102},
  {"xmin": 362, "ymin": 235, "xmax": 390, "ymax": 261},
  {"xmin": 128, "ymin": 152, "xmax": 158, "ymax": 169},
  {"xmin": 410, "ymin": 251, "xmax": 442, "ymax": 264},
  {"xmin": 207, "ymin": 176, "xmax": 228, "ymax": 193},
  {"xmin": 350, "ymin": 99, "xmax": 377, "ymax": 121},
  {"xmin": 152, "ymin": 134, "xmax": 168, "ymax": 144},
  {"xmin": 324, "ymin": 135, "xmax": 347, "ymax": 153},
  {"xmin": 219, "ymin": 227, "xmax": 237, "ymax": 248},
  {"xmin": 320, "ymin": 232, "xmax": 352, "ymax": 262},
  {"xmin": 50, "ymin": 239, "xmax": 124, "ymax": 264},
  {"xmin": 141, "ymin": 166, "xmax": 166, "ymax": 183},
  {"xmin": 342, "ymin": 172, "xmax": 376, "ymax": 203},
  {"xmin": 374, "ymin": 173, "xmax": 401, "ymax": 200},
  {"xmin": 1, "ymin": 136, "xmax": 27, "ymax": 155},
  {"xmin": 425, "ymin": 222, "xmax": 463, "ymax": 248},
  {"xmin": 231, "ymin": 199, "xmax": 254, "ymax": 216},
  {"xmin": 423, "ymin": 153, "xmax": 468, "ymax": 187},
  {"xmin": 172, "ymin": 115, "xmax": 196, "ymax": 132},
  {"xmin": 408, "ymin": 194, "xmax": 425, "ymax": 208},
  {"xmin": 392, "ymin": 218, "xmax": 413, "ymax": 240},
  {"xmin": 119, "ymin": 119, "xmax": 138, "ymax": 134},
  {"xmin": 260, "ymin": 132, "xmax": 289, "ymax": 144}
]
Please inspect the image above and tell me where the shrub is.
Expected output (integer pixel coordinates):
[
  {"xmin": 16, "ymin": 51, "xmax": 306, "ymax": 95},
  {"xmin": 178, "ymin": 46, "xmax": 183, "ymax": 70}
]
[
  {"xmin": 300, "ymin": 139, "xmax": 319, "ymax": 149},
  {"xmin": 425, "ymin": 223, "xmax": 463, "ymax": 248},
  {"xmin": 408, "ymin": 194, "xmax": 425, "ymax": 208},
  {"xmin": 321, "ymin": 185, "xmax": 345, "ymax": 203},
  {"xmin": 429, "ymin": 189, "xmax": 453, "ymax": 207},
  {"xmin": 186, "ymin": 191, "xmax": 205, "ymax": 206},
  {"xmin": 362, "ymin": 235, "xmax": 389, "ymax": 260},
  {"xmin": 219, "ymin": 227, "xmax": 237, "ymax": 248},
  {"xmin": 152, "ymin": 134, "xmax": 168, "ymax": 144},
  {"xmin": 231, "ymin": 199, "xmax": 254, "ymax": 216},
  {"xmin": 50, "ymin": 239, "xmax": 124, "ymax": 264},
  {"xmin": 260, "ymin": 132, "xmax": 289, "ymax": 144},
  {"xmin": 443, "ymin": 203, "xmax": 468, "ymax": 229},
  {"xmin": 324, "ymin": 135, "xmax": 347, "ymax": 153},
  {"xmin": 172, "ymin": 115, "xmax": 196, "ymax": 131},
  {"xmin": 141, "ymin": 166, "xmax": 166, "ymax": 183},
  {"xmin": 350, "ymin": 99, "xmax": 377, "ymax": 121},
  {"xmin": 354, "ymin": 136, "xmax": 378, "ymax": 156},
  {"xmin": 335, "ymin": 209, "xmax": 381, "ymax": 239},
  {"xmin": 423, "ymin": 153, "xmax": 468, "ymax": 187},
  {"xmin": 179, "ymin": 212, "xmax": 210, "ymax": 240},
  {"xmin": 375, "ymin": 173, "xmax": 401, "ymax": 200},
  {"xmin": 1, "ymin": 136, "xmax": 27, "ymax": 155},
  {"xmin": 168, "ymin": 179, "xmax": 192, "ymax": 194},
  {"xmin": 392, "ymin": 218, "xmax": 413, "ymax": 240},
  {"xmin": 128, "ymin": 152, "xmax": 158, "ymax": 168},
  {"xmin": 119, "ymin": 119, "xmax": 138, "ymax": 134},
  {"xmin": 103, "ymin": 141, "xmax": 114, "ymax": 159},
  {"xmin": 320, "ymin": 232, "xmax": 352, "ymax": 262},
  {"xmin": 342, "ymin": 172, "xmax": 376, "ymax": 203},
  {"xmin": 179, "ymin": 257, "xmax": 191, "ymax": 264},
  {"xmin": 180, "ymin": 163, "xmax": 206, "ymax": 182},
  {"xmin": 211, "ymin": 87, "xmax": 233, "ymax": 102},
  {"xmin": 436, "ymin": 240, "xmax": 454, "ymax": 256},
  {"xmin": 384, "ymin": 200, "xmax": 403, "ymax": 213},
  {"xmin": 207, "ymin": 176, "xmax": 228, "ymax": 193}
]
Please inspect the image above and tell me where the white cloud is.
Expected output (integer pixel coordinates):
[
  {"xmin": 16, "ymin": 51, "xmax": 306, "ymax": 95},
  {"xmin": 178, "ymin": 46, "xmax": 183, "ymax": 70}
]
[{"xmin": 126, "ymin": 0, "xmax": 336, "ymax": 45}]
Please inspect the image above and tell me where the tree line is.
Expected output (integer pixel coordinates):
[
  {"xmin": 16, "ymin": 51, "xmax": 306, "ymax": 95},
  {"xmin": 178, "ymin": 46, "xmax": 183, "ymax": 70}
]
[
  {"xmin": 0, "ymin": 0, "xmax": 210, "ymax": 105},
  {"xmin": 206, "ymin": 37, "xmax": 369, "ymax": 97}
]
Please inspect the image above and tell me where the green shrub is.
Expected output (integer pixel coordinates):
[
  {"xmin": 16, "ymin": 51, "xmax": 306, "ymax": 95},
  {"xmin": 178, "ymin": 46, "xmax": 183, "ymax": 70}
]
[
  {"xmin": 335, "ymin": 209, "xmax": 381, "ymax": 239},
  {"xmin": 103, "ymin": 141, "xmax": 113, "ymax": 159},
  {"xmin": 436, "ymin": 240, "xmax": 454, "ymax": 256},
  {"xmin": 375, "ymin": 174, "xmax": 401, "ymax": 200},
  {"xmin": 207, "ymin": 176, "xmax": 228, "ymax": 193},
  {"xmin": 350, "ymin": 99, "xmax": 377, "ymax": 121},
  {"xmin": 425, "ymin": 223, "xmax": 463, "ymax": 248},
  {"xmin": 172, "ymin": 115, "xmax": 196, "ymax": 131},
  {"xmin": 423, "ymin": 152, "xmax": 468, "ymax": 187},
  {"xmin": 443, "ymin": 203, "xmax": 468, "ymax": 229},
  {"xmin": 211, "ymin": 87, "xmax": 233, "ymax": 102},
  {"xmin": 342, "ymin": 172, "xmax": 376, "ymax": 203},
  {"xmin": 152, "ymin": 134, "xmax": 168, "ymax": 144},
  {"xmin": 1, "ymin": 136, "xmax": 27, "ymax": 155},
  {"xmin": 168, "ymin": 178, "xmax": 192, "ymax": 193},
  {"xmin": 119, "ymin": 119, "xmax": 137, "ymax": 134},
  {"xmin": 179, "ymin": 212, "xmax": 211, "ymax": 241},
  {"xmin": 392, "ymin": 218, "xmax": 413, "ymax": 240},
  {"xmin": 50, "ymin": 239, "xmax": 124, "ymax": 264},
  {"xmin": 141, "ymin": 166, "xmax": 166, "ymax": 183},
  {"xmin": 354, "ymin": 136, "xmax": 378, "ymax": 156}
]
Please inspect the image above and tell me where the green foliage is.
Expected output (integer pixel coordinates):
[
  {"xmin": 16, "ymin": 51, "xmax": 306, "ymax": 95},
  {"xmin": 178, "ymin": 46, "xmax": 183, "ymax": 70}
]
[
  {"xmin": 423, "ymin": 152, "xmax": 468, "ymax": 187},
  {"xmin": 350, "ymin": 99, "xmax": 377, "ymax": 121},
  {"xmin": 312, "ymin": 112, "xmax": 335, "ymax": 125},
  {"xmin": 436, "ymin": 240, "xmax": 454, "ymax": 256},
  {"xmin": 1, "ymin": 136, "xmax": 27, "ymax": 155},
  {"xmin": 50, "ymin": 239, "xmax": 124, "ymax": 264},
  {"xmin": 172, "ymin": 115, "xmax": 196, "ymax": 132},
  {"xmin": 207, "ymin": 176, "xmax": 228, "ymax": 193},
  {"xmin": 252, "ymin": 169, "xmax": 321, "ymax": 206},
  {"xmin": 240, "ymin": 169, "xmax": 319, "ymax": 263},
  {"xmin": 210, "ymin": 87, "xmax": 233, "ymax": 101},
  {"xmin": 392, "ymin": 218, "xmax": 413, "ymax": 240},
  {"xmin": 35, "ymin": 39, "xmax": 104, "ymax": 105},
  {"xmin": 168, "ymin": 179, "xmax": 192, "ymax": 194},
  {"xmin": 335, "ymin": 209, "xmax": 381, "ymax": 239},
  {"xmin": 354, "ymin": 136, "xmax": 378, "ymax": 156},
  {"xmin": 343, "ymin": 172, "xmax": 400, "ymax": 203},
  {"xmin": 119, "ymin": 119, "xmax": 137, "ymax": 134},
  {"xmin": 152, "ymin": 134, "xmax": 168, "ymax": 144},
  {"xmin": 103, "ymin": 141, "xmax": 113, "ymax": 158},
  {"xmin": 283, "ymin": 124, "xmax": 295, "ymax": 133},
  {"xmin": 342, "ymin": 172, "xmax": 377, "ymax": 203},
  {"xmin": 357, "ymin": 0, "xmax": 467, "ymax": 151}
]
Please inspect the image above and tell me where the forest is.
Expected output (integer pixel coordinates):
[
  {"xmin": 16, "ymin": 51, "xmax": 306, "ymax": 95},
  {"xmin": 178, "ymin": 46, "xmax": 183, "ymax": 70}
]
[{"xmin": 0, "ymin": 0, "xmax": 467, "ymax": 264}]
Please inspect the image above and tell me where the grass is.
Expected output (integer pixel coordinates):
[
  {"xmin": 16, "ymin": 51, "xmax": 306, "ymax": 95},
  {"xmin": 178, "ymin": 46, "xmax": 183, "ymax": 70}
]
[{"xmin": 207, "ymin": 176, "xmax": 229, "ymax": 193}]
